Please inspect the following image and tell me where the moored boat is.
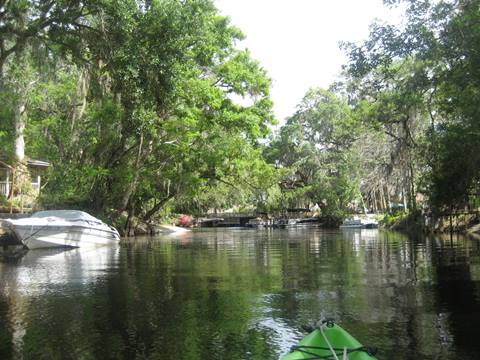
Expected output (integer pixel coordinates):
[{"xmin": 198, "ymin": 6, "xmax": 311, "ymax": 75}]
[
  {"xmin": 154, "ymin": 224, "xmax": 191, "ymax": 233},
  {"xmin": 0, "ymin": 210, "xmax": 120, "ymax": 249},
  {"xmin": 281, "ymin": 320, "xmax": 377, "ymax": 360},
  {"xmin": 274, "ymin": 218, "xmax": 298, "ymax": 228},
  {"xmin": 246, "ymin": 217, "xmax": 267, "ymax": 227},
  {"xmin": 340, "ymin": 217, "xmax": 378, "ymax": 229}
]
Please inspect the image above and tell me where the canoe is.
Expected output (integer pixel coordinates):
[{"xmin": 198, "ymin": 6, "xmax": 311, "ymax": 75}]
[{"xmin": 281, "ymin": 320, "xmax": 377, "ymax": 360}]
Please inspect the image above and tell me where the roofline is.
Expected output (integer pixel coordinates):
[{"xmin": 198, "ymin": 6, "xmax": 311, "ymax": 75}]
[
  {"xmin": 27, "ymin": 160, "xmax": 51, "ymax": 167},
  {"xmin": 0, "ymin": 159, "xmax": 50, "ymax": 168}
]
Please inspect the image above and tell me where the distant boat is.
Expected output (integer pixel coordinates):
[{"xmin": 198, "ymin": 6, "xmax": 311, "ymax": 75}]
[
  {"xmin": 340, "ymin": 216, "xmax": 378, "ymax": 229},
  {"xmin": 296, "ymin": 217, "xmax": 321, "ymax": 224},
  {"xmin": 246, "ymin": 218, "xmax": 266, "ymax": 227},
  {"xmin": 274, "ymin": 218, "xmax": 298, "ymax": 228},
  {"xmin": 1, "ymin": 210, "xmax": 120, "ymax": 249},
  {"xmin": 154, "ymin": 224, "xmax": 191, "ymax": 233}
]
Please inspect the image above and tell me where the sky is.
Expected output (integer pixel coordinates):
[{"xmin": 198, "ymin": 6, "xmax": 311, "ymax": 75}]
[{"xmin": 215, "ymin": 0, "xmax": 404, "ymax": 122}]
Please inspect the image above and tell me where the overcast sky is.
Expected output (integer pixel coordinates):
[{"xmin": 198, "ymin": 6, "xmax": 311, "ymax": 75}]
[{"xmin": 215, "ymin": 0, "xmax": 403, "ymax": 122}]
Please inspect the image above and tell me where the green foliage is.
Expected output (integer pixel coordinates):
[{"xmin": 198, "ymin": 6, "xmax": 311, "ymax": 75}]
[
  {"xmin": 422, "ymin": 122, "xmax": 480, "ymax": 213},
  {"xmin": 381, "ymin": 210, "xmax": 409, "ymax": 228},
  {"xmin": 0, "ymin": 194, "xmax": 8, "ymax": 207},
  {"xmin": 380, "ymin": 208, "xmax": 424, "ymax": 233},
  {"xmin": 4, "ymin": 0, "xmax": 480, "ymax": 228},
  {"xmin": 1, "ymin": 0, "xmax": 276, "ymax": 226},
  {"xmin": 265, "ymin": 88, "xmax": 361, "ymax": 217},
  {"xmin": 341, "ymin": 0, "xmax": 480, "ymax": 216}
]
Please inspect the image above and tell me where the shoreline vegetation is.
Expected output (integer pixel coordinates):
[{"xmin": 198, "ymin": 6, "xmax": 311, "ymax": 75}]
[
  {"xmin": 110, "ymin": 210, "xmax": 480, "ymax": 238},
  {"xmin": 1, "ymin": 0, "xmax": 479, "ymax": 238},
  {"xmin": 381, "ymin": 210, "xmax": 480, "ymax": 235}
]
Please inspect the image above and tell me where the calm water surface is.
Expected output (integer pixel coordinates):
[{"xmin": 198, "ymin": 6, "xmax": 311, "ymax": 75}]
[{"xmin": 1, "ymin": 228, "xmax": 480, "ymax": 359}]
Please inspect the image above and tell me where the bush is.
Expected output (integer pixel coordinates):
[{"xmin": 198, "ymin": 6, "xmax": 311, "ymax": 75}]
[{"xmin": 381, "ymin": 209, "xmax": 424, "ymax": 232}]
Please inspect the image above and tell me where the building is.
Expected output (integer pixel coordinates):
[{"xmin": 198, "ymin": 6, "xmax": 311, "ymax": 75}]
[{"xmin": 0, "ymin": 159, "xmax": 50, "ymax": 198}]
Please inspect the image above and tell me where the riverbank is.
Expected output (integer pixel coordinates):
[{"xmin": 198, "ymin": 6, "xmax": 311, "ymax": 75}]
[
  {"xmin": 380, "ymin": 210, "xmax": 480, "ymax": 235},
  {"xmin": 118, "ymin": 214, "xmax": 327, "ymax": 236}
]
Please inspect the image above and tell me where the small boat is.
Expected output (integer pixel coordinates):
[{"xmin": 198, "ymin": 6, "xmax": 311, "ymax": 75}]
[
  {"xmin": 154, "ymin": 224, "xmax": 191, "ymax": 233},
  {"xmin": 340, "ymin": 217, "xmax": 378, "ymax": 229},
  {"xmin": 339, "ymin": 218, "xmax": 363, "ymax": 228},
  {"xmin": 296, "ymin": 217, "xmax": 322, "ymax": 224},
  {"xmin": 274, "ymin": 218, "xmax": 298, "ymax": 228},
  {"xmin": 246, "ymin": 218, "xmax": 266, "ymax": 227},
  {"xmin": 0, "ymin": 210, "xmax": 120, "ymax": 249},
  {"xmin": 281, "ymin": 320, "xmax": 377, "ymax": 360}
]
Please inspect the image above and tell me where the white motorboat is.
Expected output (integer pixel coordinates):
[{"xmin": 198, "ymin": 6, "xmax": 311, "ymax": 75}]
[
  {"xmin": 246, "ymin": 218, "xmax": 267, "ymax": 227},
  {"xmin": 339, "ymin": 218, "xmax": 363, "ymax": 228},
  {"xmin": 1, "ymin": 210, "xmax": 120, "ymax": 249},
  {"xmin": 154, "ymin": 224, "xmax": 191, "ymax": 233},
  {"xmin": 339, "ymin": 216, "xmax": 378, "ymax": 229},
  {"xmin": 273, "ymin": 218, "xmax": 298, "ymax": 228}
]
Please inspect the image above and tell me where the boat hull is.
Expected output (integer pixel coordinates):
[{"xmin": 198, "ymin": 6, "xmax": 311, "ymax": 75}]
[
  {"xmin": 340, "ymin": 224, "xmax": 378, "ymax": 229},
  {"xmin": 281, "ymin": 322, "xmax": 377, "ymax": 360},
  {"xmin": 12, "ymin": 224, "xmax": 119, "ymax": 249},
  {"xmin": 154, "ymin": 225, "xmax": 191, "ymax": 233},
  {"xmin": 340, "ymin": 217, "xmax": 378, "ymax": 229}
]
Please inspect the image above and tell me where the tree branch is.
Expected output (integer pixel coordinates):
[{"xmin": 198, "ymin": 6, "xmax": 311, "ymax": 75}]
[{"xmin": 143, "ymin": 193, "xmax": 176, "ymax": 221}]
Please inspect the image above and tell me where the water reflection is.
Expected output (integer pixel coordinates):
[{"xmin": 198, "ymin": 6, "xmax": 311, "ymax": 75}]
[
  {"xmin": 0, "ymin": 229, "xmax": 479, "ymax": 359},
  {"xmin": 1, "ymin": 246, "xmax": 119, "ymax": 296},
  {"xmin": 0, "ymin": 246, "xmax": 119, "ymax": 359}
]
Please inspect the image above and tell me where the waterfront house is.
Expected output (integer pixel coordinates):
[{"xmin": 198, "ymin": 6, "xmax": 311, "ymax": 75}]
[{"xmin": 0, "ymin": 159, "xmax": 50, "ymax": 198}]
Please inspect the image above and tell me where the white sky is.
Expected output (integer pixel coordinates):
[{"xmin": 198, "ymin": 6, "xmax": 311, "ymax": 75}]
[{"xmin": 215, "ymin": 0, "xmax": 404, "ymax": 122}]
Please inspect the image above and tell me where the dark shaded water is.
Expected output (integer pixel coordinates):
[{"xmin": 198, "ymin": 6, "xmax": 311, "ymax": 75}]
[{"xmin": 1, "ymin": 228, "xmax": 480, "ymax": 359}]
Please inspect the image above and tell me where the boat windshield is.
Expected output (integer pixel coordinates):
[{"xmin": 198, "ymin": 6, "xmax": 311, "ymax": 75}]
[{"xmin": 31, "ymin": 210, "xmax": 103, "ymax": 223}]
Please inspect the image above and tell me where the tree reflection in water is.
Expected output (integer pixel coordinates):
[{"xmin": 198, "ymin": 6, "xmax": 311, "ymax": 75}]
[{"xmin": 0, "ymin": 228, "xmax": 479, "ymax": 359}]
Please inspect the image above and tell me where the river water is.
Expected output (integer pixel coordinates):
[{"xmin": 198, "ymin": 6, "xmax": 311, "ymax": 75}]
[{"xmin": 1, "ymin": 227, "xmax": 480, "ymax": 359}]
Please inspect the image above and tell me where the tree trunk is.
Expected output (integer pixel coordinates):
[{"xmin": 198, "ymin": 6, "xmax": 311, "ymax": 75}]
[
  {"xmin": 402, "ymin": 188, "xmax": 408, "ymax": 210},
  {"xmin": 379, "ymin": 186, "xmax": 386, "ymax": 212},
  {"xmin": 70, "ymin": 68, "xmax": 89, "ymax": 151},
  {"xmin": 125, "ymin": 203, "xmax": 135, "ymax": 236},
  {"xmin": 14, "ymin": 93, "xmax": 27, "ymax": 163},
  {"xmin": 118, "ymin": 132, "xmax": 144, "ymax": 214},
  {"xmin": 372, "ymin": 190, "xmax": 378, "ymax": 213},
  {"xmin": 386, "ymin": 186, "xmax": 391, "ymax": 211},
  {"xmin": 143, "ymin": 193, "xmax": 175, "ymax": 222},
  {"xmin": 73, "ymin": 68, "xmax": 89, "ymax": 124},
  {"xmin": 408, "ymin": 160, "xmax": 416, "ymax": 211},
  {"xmin": 12, "ymin": 80, "xmax": 31, "ymax": 202}
]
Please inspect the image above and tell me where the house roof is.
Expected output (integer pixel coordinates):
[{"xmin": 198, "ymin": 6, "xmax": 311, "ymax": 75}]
[
  {"xmin": 0, "ymin": 160, "xmax": 12, "ymax": 169},
  {"xmin": 27, "ymin": 159, "xmax": 50, "ymax": 168},
  {"xmin": 0, "ymin": 158, "xmax": 50, "ymax": 168}
]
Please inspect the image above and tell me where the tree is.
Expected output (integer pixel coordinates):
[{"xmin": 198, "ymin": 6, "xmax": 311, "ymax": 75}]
[
  {"xmin": 13, "ymin": 0, "xmax": 276, "ymax": 229},
  {"xmin": 342, "ymin": 0, "xmax": 480, "ymax": 215},
  {"xmin": 0, "ymin": 0, "xmax": 102, "ymax": 204},
  {"xmin": 266, "ymin": 88, "xmax": 361, "ymax": 217},
  {"xmin": 345, "ymin": 58, "xmax": 431, "ymax": 212}
]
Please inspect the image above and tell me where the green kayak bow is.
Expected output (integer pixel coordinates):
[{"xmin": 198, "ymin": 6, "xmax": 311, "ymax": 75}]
[{"xmin": 281, "ymin": 320, "xmax": 378, "ymax": 360}]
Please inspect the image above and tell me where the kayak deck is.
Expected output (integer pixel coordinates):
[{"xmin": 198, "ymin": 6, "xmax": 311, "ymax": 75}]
[{"xmin": 281, "ymin": 321, "xmax": 377, "ymax": 360}]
